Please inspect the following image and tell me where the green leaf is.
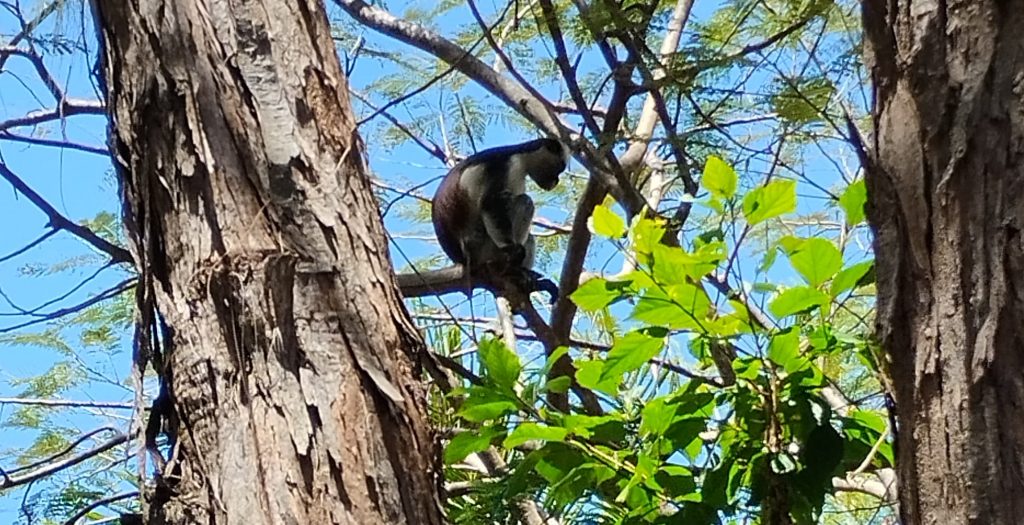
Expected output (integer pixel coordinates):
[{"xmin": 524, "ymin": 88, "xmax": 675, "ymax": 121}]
[
  {"xmin": 788, "ymin": 238, "xmax": 843, "ymax": 287},
  {"xmin": 458, "ymin": 386, "xmax": 518, "ymax": 422},
  {"xmin": 504, "ymin": 423, "xmax": 569, "ymax": 448},
  {"xmin": 742, "ymin": 179, "xmax": 797, "ymax": 225},
  {"xmin": 444, "ymin": 426, "xmax": 504, "ymax": 464},
  {"xmin": 631, "ymin": 284, "xmax": 710, "ymax": 330},
  {"xmin": 477, "ymin": 338, "xmax": 521, "ymax": 390},
  {"xmin": 831, "ymin": 260, "xmax": 874, "ymax": 297},
  {"xmin": 839, "ymin": 179, "xmax": 867, "ymax": 225},
  {"xmin": 571, "ymin": 277, "xmax": 625, "ymax": 311},
  {"xmin": 630, "ymin": 215, "xmax": 668, "ymax": 256},
  {"xmin": 544, "ymin": 376, "xmax": 571, "ymax": 394},
  {"xmin": 702, "ymin": 155, "xmax": 738, "ymax": 199},
  {"xmin": 640, "ymin": 397, "xmax": 678, "ymax": 437},
  {"xmin": 575, "ymin": 360, "xmax": 619, "ymax": 395},
  {"xmin": 769, "ymin": 286, "xmax": 829, "ymax": 318},
  {"xmin": 767, "ymin": 329, "xmax": 805, "ymax": 373},
  {"xmin": 589, "ymin": 203, "xmax": 627, "ymax": 238},
  {"xmin": 600, "ymin": 330, "xmax": 665, "ymax": 383}
]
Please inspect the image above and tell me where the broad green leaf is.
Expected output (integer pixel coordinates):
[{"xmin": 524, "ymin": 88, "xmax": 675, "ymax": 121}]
[
  {"xmin": 444, "ymin": 426, "xmax": 504, "ymax": 464},
  {"xmin": 477, "ymin": 338, "xmax": 521, "ymax": 390},
  {"xmin": 767, "ymin": 329, "xmax": 805, "ymax": 373},
  {"xmin": 743, "ymin": 179, "xmax": 796, "ymax": 225},
  {"xmin": 702, "ymin": 155, "xmax": 738, "ymax": 199},
  {"xmin": 831, "ymin": 260, "xmax": 874, "ymax": 297},
  {"xmin": 839, "ymin": 179, "xmax": 867, "ymax": 225},
  {"xmin": 589, "ymin": 203, "xmax": 627, "ymax": 238},
  {"xmin": 769, "ymin": 286, "xmax": 829, "ymax": 318},
  {"xmin": 600, "ymin": 330, "xmax": 665, "ymax": 383},
  {"xmin": 504, "ymin": 423, "xmax": 569, "ymax": 448},
  {"xmin": 458, "ymin": 386, "xmax": 518, "ymax": 422},
  {"xmin": 631, "ymin": 284, "xmax": 711, "ymax": 330},
  {"xmin": 640, "ymin": 397, "xmax": 678, "ymax": 437},
  {"xmin": 650, "ymin": 243, "xmax": 723, "ymax": 285},
  {"xmin": 544, "ymin": 376, "xmax": 571, "ymax": 394},
  {"xmin": 630, "ymin": 215, "xmax": 668, "ymax": 256},
  {"xmin": 789, "ymin": 238, "xmax": 843, "ymax": 287},
  {"xmin": 575, "ymin": 360, "xmax": 619, "ymax": 395},
  {"xmin": 571, "ymin": 277, "xmax": 624, "ymax": 311}
]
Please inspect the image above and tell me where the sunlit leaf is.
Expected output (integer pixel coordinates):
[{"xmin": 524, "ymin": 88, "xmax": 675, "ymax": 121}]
[
  {"xmin": 702, "ymin": 155, "xmax": 738, "ymax": 200},
  {"xmin": 743, "ymin": 179, "xmax": 797, "ymax": 225}
]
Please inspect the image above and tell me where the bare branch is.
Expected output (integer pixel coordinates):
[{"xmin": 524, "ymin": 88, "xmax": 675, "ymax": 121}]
[
  {"xmin": 0, "ymin": 398, "xmax": 133, "ymax": 409},
  {"xmin": 0, "ymin": 45, "xmax": 63, "ymax": 100},
  {"xmin": 0, "ymin": 99, "xmax": 106, "ymax": 132},
  {"xmin": 0, "ymin": 161, "xmax": 132, "ymax": 264},
  {"xmin": 61, "ymin": 491, "xmax": 138, "ymax": 525},
  {"xmin": 0, "ymin": 278, "xmax": 135, "ymax": 334},
  {"xmin": 0, "ymin": 430, "xmax": 129, "ymax": 490},
  {"xmin": 333, "ymin": 0, "xmax": 645, "ymax": 215},
  {"xmin": 0, "ymin": 131, "xmax": 109, "ymax": 156}
]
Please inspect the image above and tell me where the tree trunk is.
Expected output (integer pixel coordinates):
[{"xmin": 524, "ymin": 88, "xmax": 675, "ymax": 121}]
[
  {"xmin": 92, "ymin": 2, "xmax": 443, "ymax": 523},
  {"xmin": 862, "ymin": 1, "xmax": 1024, "ymax": 522}
]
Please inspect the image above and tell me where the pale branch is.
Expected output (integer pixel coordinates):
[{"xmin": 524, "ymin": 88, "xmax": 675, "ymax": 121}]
[
  {"xmin": 395, "ymin": 265, "xmax": 467, "ymax": 298},
  {"xmin": 0, "ymin": 1, "xmax": 60, "ymax": 71},
  {"xmin": 60, "ymin": 491, "xmax": 138, "ymax": 525},
  {"xmin": 831, "ymin": 469, "xmax": 898, "ymax": 504},
  {"xmin": 0, "ymin": 161, "xmax": 132, "ymax": 264},
  {"xmin": 0, "ymin": 397, "xmax": 133, "ymax": 409},
  {"xmin": 0, "ymin": 45, "xmax": 62, "ymax": 101},
  {"xmin": 0, "ymin": 429, "xmax": 129, "ymax": 490},
  {"xmin": 0, "ymin": 99, "xmax": 107, "ymax": 132}
]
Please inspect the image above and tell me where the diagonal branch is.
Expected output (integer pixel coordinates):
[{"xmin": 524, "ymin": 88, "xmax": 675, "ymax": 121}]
[
  {"xmin": 0, "ymin": 430, "xmax": 129, "ymax": 490},
  {"xmin": 333, "ymin": 0, "xmax": 645, "ymax": 216},
  {"xmin": 0, "ymin": 161, "xmax": 132, "ymax": 264}
]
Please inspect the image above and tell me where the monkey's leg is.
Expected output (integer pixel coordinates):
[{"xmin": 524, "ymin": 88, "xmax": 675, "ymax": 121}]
[{"xmin": 482, "ymin": 191, "xmax": 534, "ymax": 266}]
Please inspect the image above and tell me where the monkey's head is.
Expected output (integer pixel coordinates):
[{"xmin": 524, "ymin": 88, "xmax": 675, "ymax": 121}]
[{"xmin": 524, "ymin": 138, "xmax": 569, "ymax": 191}]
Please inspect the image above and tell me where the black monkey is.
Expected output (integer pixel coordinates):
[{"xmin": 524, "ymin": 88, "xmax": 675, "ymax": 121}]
[{"xmin": 431, "ymin": 138, "xmax": 569, "ymax": 301}]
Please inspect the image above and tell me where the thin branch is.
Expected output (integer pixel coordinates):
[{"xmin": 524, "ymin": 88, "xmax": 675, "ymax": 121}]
[
  {"xmin": 0, "ymin": 430, "xmax": 128, "ymax": 490},
  {"xmin": 0, "ymin": 278, "xmax": 135, "ymax": 334},
  {"xmin": 0, "ymin": 1, "xmax": 60, "ymax": 71},
  {"xmin": 0, "ymin": 99, "xmax": 106, "ymax": 132},
  {"xmin": 333, "ymin": 0, "xmax": 645, "ymax": 215},
  {"xmin": 61, "ymin": 491, "xmax": 138, "ymax": 525},
  {"xmin": 0, "ymin": 45, "xmax": 63, "ymax": 101},
  {"xmin": 0, "ymin": 228, "xmax": 56, "ymax": 263},
  {"xmin": 0, "ymin": 131, "xmax": 109, "ymax": 156},
  {"xmin": 0, "ymin": 398, "xmax": 133, "ymax": 409},
  {"xmin": 0, "ymin": 161, "xmax": 132, "ymax": 263},
  {"xmin": 350, "ymin": 90, "xmax": 447, "ymax": 163},
  {"xmin": 535, "ymin": 0, "xmax": 602, "ymax": 138}
]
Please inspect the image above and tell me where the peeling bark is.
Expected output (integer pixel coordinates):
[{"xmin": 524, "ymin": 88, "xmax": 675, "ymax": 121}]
[
  {"xmin": 862, "ymin": 0, "xmax": 1024, "ymax": 522},
  {"xmin": 91, "ymin": 1, "xmax": 443, "ymax": 523}
]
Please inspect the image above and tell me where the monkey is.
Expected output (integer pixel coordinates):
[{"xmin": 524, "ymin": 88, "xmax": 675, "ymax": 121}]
[{"xmin": 431, "ymin": 137, "xmax": 569, "ymax": 302}]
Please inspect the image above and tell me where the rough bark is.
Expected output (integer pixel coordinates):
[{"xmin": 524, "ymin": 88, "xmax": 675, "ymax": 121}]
[
  {"xmin": 92, "ymin": 1, "xmax": 443, "ymax": 523},
  {"xmin": 862, "ymin": 1, "xmax": 1024, "ymax": 522}
]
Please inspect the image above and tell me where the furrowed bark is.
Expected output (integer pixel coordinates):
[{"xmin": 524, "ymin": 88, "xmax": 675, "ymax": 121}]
[
  {"xmin": 92, "ymin": 1, "xmax": 443, "ymax": 523},
  {"xmin": 863, "ymin": 0, "xmax": 1024, "ymax": 522}
]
